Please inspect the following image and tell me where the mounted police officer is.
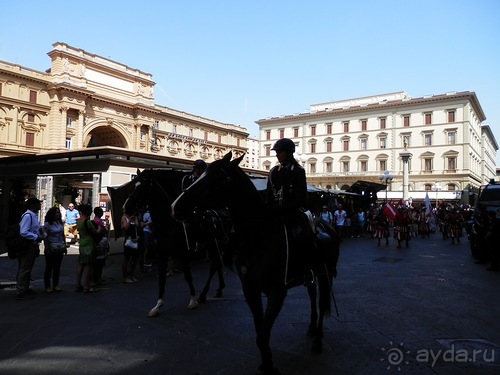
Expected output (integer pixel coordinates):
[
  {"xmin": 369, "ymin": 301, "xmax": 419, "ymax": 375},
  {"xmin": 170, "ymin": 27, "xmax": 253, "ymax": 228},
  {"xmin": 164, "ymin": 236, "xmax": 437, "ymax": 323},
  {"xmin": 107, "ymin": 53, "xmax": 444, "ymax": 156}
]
[
  {"xmin": 267, "ymin": 138, "xmax": 315, "ymax": 286},
  {"xmin": 182, "ymin": 159, "xmax": 207, "ymax": 191}
]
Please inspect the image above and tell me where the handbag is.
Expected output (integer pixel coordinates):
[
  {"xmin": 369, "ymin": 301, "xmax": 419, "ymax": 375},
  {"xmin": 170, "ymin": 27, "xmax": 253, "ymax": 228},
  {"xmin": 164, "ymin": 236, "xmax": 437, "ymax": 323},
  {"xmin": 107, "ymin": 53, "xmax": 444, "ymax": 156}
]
[
  {"xmin": 50, "ymin": 242, "xmax": 67, "ymax": 254},
  {"xmin": 125, "ymin": 237, "xmax": 138, "ymax": 249},
  {"xmin": 124, "ymin": 220, "xmax": 139, "ymax": 249}
]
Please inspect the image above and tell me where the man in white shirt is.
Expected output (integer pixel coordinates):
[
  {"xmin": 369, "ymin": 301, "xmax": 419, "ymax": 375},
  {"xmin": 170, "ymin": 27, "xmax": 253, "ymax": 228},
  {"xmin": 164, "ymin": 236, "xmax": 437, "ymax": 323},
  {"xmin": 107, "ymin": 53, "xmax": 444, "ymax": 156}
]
[{"xmin": 334, "ymin": 204, "xmax": 347, "ymax": 242}]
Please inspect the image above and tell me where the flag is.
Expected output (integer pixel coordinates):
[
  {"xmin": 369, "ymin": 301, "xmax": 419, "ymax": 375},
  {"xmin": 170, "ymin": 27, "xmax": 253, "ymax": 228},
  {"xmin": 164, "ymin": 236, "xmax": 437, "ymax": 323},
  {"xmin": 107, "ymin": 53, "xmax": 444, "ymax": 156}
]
[
  {"xmin": 424, "ymin": 192, "xmax": 432, "ymax": 214},
  {"xmin": 383, "ymin": 202, "xmax": 397, "ymax": 221}
]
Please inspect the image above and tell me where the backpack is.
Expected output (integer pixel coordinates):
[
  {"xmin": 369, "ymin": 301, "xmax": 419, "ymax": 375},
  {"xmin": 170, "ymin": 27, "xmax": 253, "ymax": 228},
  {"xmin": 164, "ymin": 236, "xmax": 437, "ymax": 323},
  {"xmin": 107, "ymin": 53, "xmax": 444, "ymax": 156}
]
[{"xmin": 5, "ymin": 213, "xmax": 32, "ymax": 259}]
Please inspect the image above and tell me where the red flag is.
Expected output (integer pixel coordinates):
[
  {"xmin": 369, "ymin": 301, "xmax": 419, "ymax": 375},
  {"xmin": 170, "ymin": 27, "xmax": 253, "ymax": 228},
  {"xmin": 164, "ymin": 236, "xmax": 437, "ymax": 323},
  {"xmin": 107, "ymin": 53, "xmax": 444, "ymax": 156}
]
[{"xmin": 383, "ymin": 203, "xmax": 397, "ymax": 221}]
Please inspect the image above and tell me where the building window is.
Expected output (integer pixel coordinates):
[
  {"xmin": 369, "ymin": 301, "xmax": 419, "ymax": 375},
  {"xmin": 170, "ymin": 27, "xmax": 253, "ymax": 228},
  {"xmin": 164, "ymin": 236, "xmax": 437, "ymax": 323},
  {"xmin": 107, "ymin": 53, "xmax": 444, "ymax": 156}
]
[
  {"xmin": 140, "ymin": 125, "xmax": 148, "ymax": 140},
  {"xmin": 310, "ymin": 163, "xmax": 316, "ymax": 174},
  {"xmin": 279, "ymin": 128, "xmax": 284, "ymax": 138},
  {"xmin": 172, "ymin": 124, "xmax": 177, "ymax": 133},
  {"xmin": 425, "ymin": 113, "xmax": 432, "ymax": 125},
  {"xmin": 66, "ymin": 117, "xmax": 72, "ymax": 126},
  {"xmin": 326, "ymin": 123, "xmax": 332, "ymax": 134},
  {"xmin": 27, "ymin": 114, "xmax": 35, "ymax": 123},
  {"xmin": 447, "ymin": 184, "xmax": 455, "ymax": 190},
  {"xmin": 154, "ymin": 120, "xmax": 159, "ymax": 129},
  {"xmin": 380, "ymin": 137, "xmax": 386, "ymax": 149},
  {"xmin": 325, "ymin": 162, "xmax": 332, "ymax": 173},
  {"xmin": 189, "ymin": 128, "xmax": 193, "ymax": 137},
  {"xmin": 266, "ymin": 130, "xmax": 271, "ymax": 140},
  {"xmin": 29, "ymin": 90, "xmax": 37, "ymax": 103},
  {"xmin": 26, "ymin": 132, "xmax": 35, "ymax": 146},
  {"xmin": 379, "ymin": 118, "xmax": 386, "ymax": 129},
  {"xmin": 310, "ymin": 143, "xmax": 316, "ymax": 153},
  {"xmin": 360, "ymin": 139, "xmax": 367, "ymax": 150},
  {"xmin": 424, "ymin": 158, "xmax": 433, "ymax": 172},
  {"xmin": 204, "ymin": 131, "xmax": 208, "ymax": 141},
  {"xmin": 403, "ymin": 115, "xmax": 410, "ymax": 127},
  {"xmin": 343, "ymin": 121, "xmax": 349, "ymax": 132},
  {"xmin": 360, "ymin": 161, "xmax": 367, "ymax": 172},
  {"xmin": 326, "ymin": 140, "xmax": 332, "ymax": 152},
  {"xmin": 402, "ymin": 135, "xmax": 411, "ymax": 148},
  {"xmin": 293, "ymin": 128, "xmax": 299, "ymax": 137},
  {"xmin": 310, "ymin": 125, "xmax": 316, "ymax": 136},
  {"xmin": 342, "ymin": 161, "xmax": 350, "ymax": 172},
  {"xmin": 447, "ymin": 131, "xmax": 456, "ymax": 145},
  {"xmin": 218, "ymin": 134, "xmax": 222, "ymax": 143},
  {"xmin": 265, "ymin": 145, "xmax": 271, "ymax": 157},
  {"xmin": 343, "ymin": 140, "xmax": 349, "ymax": 151},
  {"xmin": 361, "ymin": 119, "xmax": 367, "ymax": 131},
  {"xmin": 380, "ymin": 160, "xmax": 387, "ymax": 171},
  {"xmin": 424, "ymin": 133, "xmax": 432, "ymax": 146},
  {"xmin": 447, "ymin": 157, "xmax": 456, "ymax": 171},
  {"xmin": 65, "ymin": 137, "xmax": 72, "ymax": 149},
  {"xmin": 448, "ymin": 110, "xmax": 456, "ymax": 122}
]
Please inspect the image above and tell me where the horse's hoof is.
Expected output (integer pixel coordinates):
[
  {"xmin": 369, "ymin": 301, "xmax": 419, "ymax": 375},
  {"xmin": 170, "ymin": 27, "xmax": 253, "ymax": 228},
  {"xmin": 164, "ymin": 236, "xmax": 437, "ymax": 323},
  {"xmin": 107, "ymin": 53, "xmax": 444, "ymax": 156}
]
[
  {"xmin": 188, "ymin": 297, "xmax": 199, "ymax": 310},
  {"xmin": 197, "ymin": 294, "xmax": 207, "ymax": 304},
  {"xmin": 147, "ymin": 299, "xmax": 164, "ymax": 317},
  {"xmin": 213, "ymin": 290, "xmax": 223, "ymax": 298},
  {"xmin": 147, "ymin": 308, "xmax": 160, "ymax": 317}
]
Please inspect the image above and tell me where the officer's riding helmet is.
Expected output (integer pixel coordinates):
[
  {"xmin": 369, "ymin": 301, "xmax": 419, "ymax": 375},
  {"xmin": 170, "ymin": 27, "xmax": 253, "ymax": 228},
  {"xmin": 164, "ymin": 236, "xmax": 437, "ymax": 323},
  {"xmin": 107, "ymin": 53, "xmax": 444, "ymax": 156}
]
[
  {"xmin": 271, "ymin": 138, "xmax": 295, "ymax": 154},
  {"xmin": 193, "ymin": 159, "xmax": 207, "ymax": 171}
]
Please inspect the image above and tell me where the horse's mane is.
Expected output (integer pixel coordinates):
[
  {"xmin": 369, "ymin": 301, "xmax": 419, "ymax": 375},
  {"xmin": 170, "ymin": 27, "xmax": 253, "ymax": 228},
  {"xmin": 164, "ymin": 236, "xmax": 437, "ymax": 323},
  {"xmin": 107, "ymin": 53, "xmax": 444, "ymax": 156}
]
[{"xmin": 223, "ymin": 157, "xmax": 270, "ymax": 219}]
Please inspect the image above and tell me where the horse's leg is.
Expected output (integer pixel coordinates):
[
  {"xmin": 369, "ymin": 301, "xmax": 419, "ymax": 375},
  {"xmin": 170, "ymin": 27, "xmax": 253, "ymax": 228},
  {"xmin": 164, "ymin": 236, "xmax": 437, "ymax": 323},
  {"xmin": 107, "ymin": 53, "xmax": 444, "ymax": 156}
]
[
  {"xmin": 255, "ymin": 289, "xmax": 287, "ymax": 375},
  {"xmin": 214, "ymin": 266, "xmax": 225, "ymax": 298},
  {"xmin": 312, "ymin": 273, "xmax": 333, "ymax": 353},
  {"xmin": 179, "ymin": 251, "xmax": 198, "ymax": 309},
  {"xmin": 148, "ymin": 247, "xmax": 168, "ymax": 317},
  {"xmin": 197, "ymin": 260, "xmax": 216, "ymax": 304},
  {"xmin": 306, "ymin": 283, "xmax": 318, "ymax": 337},
  {"xmin": 212, "ymin": 241, "xmax": 225, "ymax": 297}
]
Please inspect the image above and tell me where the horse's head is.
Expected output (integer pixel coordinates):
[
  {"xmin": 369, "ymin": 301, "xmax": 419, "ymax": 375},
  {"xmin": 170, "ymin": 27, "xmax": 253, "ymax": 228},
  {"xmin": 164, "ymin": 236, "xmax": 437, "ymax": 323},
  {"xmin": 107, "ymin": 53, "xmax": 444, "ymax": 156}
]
[
  {"xmin": 122, "ymin": 169, "xmax": 151, "ymax": 216},
  {"xmin": 172, "ymin": 152, "xmax": 243, "ymax": 222}
]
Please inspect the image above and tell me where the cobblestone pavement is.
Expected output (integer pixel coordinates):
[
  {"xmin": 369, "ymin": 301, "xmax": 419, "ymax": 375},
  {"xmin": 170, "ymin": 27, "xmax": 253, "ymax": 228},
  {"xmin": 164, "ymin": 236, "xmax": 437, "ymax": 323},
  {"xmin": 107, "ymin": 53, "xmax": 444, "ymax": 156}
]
[{"xmin": 1, "ymin": 231, "xmax": 499, "ymax": 375}]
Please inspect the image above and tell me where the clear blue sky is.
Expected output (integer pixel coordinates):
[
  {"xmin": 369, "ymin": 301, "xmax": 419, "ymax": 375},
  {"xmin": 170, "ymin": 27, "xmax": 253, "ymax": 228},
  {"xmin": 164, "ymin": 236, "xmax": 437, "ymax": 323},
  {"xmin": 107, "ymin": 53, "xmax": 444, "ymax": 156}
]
[{"xmin": 1, "ymin": 0, "xmax": 499, "ymax": 165}]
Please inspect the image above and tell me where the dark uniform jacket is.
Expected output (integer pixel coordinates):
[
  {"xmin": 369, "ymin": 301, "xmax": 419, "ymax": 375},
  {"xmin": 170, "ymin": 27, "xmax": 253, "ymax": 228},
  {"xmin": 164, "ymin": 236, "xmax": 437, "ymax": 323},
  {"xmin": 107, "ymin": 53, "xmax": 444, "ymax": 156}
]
[{"xmin": 267, "ymin": 159, "xmax": 308, "ymax": 220}]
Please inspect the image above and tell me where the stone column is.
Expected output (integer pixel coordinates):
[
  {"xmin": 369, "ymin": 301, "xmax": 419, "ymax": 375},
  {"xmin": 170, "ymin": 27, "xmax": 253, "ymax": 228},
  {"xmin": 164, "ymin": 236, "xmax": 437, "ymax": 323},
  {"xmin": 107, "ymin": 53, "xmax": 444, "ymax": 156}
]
[
  {"xmin": 77, "ymin": 110, "xmax": 85, "ymax": 148},
  {"xmin": 400, "ymin": 151, "xmax": 412, "ymax": 203}
]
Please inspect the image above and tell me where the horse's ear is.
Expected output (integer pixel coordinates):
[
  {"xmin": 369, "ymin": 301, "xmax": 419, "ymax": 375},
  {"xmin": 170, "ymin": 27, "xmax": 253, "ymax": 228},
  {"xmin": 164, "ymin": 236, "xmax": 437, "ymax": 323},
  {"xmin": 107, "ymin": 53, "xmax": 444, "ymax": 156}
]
[
  {"xmin": 231, "ymin": 153, "xmax": 245, "ymax": 166},
  {"xmin": 136, "ymin": 168, "xmax": 141, "ymax": 176},
  {"xmin": 222, "ymin": 151, "xmax": 232, "ymax": 164}
]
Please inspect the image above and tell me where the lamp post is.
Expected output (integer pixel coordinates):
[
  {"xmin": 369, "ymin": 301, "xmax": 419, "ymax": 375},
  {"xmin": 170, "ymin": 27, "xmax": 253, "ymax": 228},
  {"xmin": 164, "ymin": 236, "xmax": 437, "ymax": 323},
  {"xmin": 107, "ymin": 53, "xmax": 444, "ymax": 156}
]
[
  {"xmin": 379, "ymin": 170, "xmax": 393, "ymax": 204},
  {"xmin": 432, "ymin": 183, "xmax": 442, "ymax": 207},
  {"xmin": 297, "ymin": 153, "xmax": 307, "ymax": 168},
  {"xmin": 468, "ymin": 184, "xmax": 475, "ymax": 206}
]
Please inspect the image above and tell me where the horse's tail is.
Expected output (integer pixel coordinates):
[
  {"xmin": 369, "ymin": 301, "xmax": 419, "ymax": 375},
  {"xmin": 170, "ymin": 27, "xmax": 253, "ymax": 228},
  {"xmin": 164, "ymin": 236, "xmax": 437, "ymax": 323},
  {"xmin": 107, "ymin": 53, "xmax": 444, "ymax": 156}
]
[{"xmin": 315, "ymin": 220, "xmax": 340, "ymax": 278}]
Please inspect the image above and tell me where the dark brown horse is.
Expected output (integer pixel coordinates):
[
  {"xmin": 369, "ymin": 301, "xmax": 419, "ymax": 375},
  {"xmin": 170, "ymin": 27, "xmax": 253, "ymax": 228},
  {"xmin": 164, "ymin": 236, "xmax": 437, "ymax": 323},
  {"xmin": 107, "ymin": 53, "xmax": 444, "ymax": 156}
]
[
  {"xmin": 172, "ymin": 152, "xmax": 339, "ymax": 375},
  {"xmin": 112, "ymin": 168, "xmax": 227, "ymax": 315}
]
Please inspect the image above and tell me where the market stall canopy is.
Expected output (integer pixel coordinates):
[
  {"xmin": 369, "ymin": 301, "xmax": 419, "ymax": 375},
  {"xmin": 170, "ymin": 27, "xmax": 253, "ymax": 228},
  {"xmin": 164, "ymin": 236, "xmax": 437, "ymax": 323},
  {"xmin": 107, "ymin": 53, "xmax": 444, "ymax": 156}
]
[{"xmin": 346, "ymin": 180, "xmax": 387, "ymax": 194}]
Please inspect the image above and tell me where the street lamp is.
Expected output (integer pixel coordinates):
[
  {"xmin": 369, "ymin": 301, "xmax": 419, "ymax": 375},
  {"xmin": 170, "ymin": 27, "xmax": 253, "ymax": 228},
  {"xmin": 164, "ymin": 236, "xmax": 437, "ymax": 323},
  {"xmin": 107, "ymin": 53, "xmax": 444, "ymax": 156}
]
[
  {"xmin": 432, "ymin": 183, "xmax": 442, "ymax": 207},
  {"xmin": 468, "ymin": 184, "xmax": 475, "ymax": 206},
  {"xmin": 379, "ymin": 170, "xmax": 393, "ymax": 204},
  {"xmin": 296, "ymin": 153, "xmax": 307, "ymax": 168}
]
